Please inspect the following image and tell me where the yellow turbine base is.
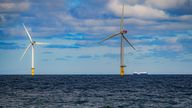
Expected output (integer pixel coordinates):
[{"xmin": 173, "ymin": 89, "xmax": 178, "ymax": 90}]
[
  {"xmin": 31, "ymin": 68, "xmax": 35, "ymax": 76},
  {"xmin": 120, "ymin": 66, "xmax": 124, "ymax": 77}
]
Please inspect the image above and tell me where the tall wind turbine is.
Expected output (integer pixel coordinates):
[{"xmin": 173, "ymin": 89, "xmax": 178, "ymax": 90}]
[
  {"xmin": 98, "ymin": 4, "xmax": 136, "ymax": 77},
  {"xmin": 20, "ymin": 23, "xmax": 48, "ymax": 76}
]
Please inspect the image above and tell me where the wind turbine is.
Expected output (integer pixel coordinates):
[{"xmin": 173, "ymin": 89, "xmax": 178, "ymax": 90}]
[
  {"xmin": 98, "ymin": 4, "xmax": 136, "ymax": 77},
  {"xmin": 20, "ymin": 23, "xmax": 48, "ymax": 76}
]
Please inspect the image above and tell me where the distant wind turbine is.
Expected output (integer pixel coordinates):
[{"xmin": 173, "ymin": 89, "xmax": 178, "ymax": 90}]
[
  {"xmin": 20, "ymin": 23, "xmax": 48, "ymax": 76},
  {"xmin": 98, "ymin": 4, "xmax": 136, "ymax": 77}
]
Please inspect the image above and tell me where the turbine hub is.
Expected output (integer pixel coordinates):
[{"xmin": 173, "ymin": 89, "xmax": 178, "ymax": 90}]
[
  {"xmin": 120, "ymin": 30, "xmax": 127, "ymax": 34},
  {"xmin": 32, "ymin": 41, "xmax": 36, "ymax": 45}
]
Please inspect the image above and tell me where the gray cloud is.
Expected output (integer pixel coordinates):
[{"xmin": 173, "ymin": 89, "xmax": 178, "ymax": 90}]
[
  {"xmin": 45, "ymin": 44, "xmax": 80, "ymax": 49},
  {"xmin": 177, "ymin": 36, "xmax": 192, "ymax": 52},
  {"xmin": 42, "ymin": 51, "xmax": 53, "ymax": 54},
  {"xmin": 0, "ymin": 2, "xmax": 30, "ymax": 13},
  {"xmin": 77, "ymin": 55, "xmax": 92, "ymax": 59},
  {"xmin": 0, "ymin": 41, "xmax": 21, "ymax": 49},
  {"xmin": 55, "ymin": 58, "xmax": 67, "ymax": 61}
]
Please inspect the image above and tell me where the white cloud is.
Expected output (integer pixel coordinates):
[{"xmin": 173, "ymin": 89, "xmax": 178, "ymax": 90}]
[
  {"xmin": 108, "ymin": 0, "xmax": 169, "ymax": 19},
  {"xmin": 0, "ymin": 15, "xmax": 6, "ymax": 23},
  {"xmin": 155, "ymin": 45, "xmax": 183, "ymax": 52},
  {"xmin": 145, "ymin": 0, "xmax": 187, "ymax": 9},
  {"xmin": 57, "ymin": 13, "xmax": 120, "ymax": 33},
  {"xmin": 0, "ymin": 2, "xmax": 30, "ymax": 12},
  {"xmin": 176, "ymin": 15, "xmax": 192, "ymax": 21},
  {"xmin": 125, "ymin": 18, "xmax": 156, "ymax": 25},
  {"xmin": 152, "ymin": 22, "xmax": 192, "ymax": 30}
]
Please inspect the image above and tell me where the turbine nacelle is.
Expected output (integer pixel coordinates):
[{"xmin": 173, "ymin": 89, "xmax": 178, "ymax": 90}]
[
  {"xmin": 32, "ymin": 41, "xmax": 36, "ymax": 45},
  {"xmin": 120, "ymin": 30, "xmax": 127, "ymax": 34}
]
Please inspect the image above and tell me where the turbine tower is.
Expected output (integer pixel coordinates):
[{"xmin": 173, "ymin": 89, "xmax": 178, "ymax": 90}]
[
  {"xmin": 20, "ymin": 23, "xmax": 48, "ymax": 76},
  {"xmin": 98, "ymin": 4, "xmax": 136, "ymax": 77}
]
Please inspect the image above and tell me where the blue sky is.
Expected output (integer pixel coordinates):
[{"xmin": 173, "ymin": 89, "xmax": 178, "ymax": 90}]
[{"xmin": 0, "ymin": 0, "xmax": 192, "ymax": 74}]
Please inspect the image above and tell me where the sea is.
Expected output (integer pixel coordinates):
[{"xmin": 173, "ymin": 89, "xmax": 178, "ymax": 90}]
[{"xmin": 0, "ymin": 75, "xmax": 192, "ymax": 108}]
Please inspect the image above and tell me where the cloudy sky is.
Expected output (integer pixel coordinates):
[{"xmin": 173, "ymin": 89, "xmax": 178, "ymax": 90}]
[{"xmin": 0, "ymin": 0, "xmax": 192, "ymax": 75}]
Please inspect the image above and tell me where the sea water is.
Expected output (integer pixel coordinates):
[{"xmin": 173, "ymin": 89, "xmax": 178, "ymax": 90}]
[{"xmin": 0, "ymin": 75, "xmax": 192, "ymax": 108}]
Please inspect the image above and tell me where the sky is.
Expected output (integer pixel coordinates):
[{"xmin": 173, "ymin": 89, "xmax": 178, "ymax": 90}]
[{"xmin": 0, "ymin": 0, "xmax": 192, "ymax": 75}]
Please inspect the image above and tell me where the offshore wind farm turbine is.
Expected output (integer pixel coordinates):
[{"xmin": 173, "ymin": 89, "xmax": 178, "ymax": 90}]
[
  {"xmin": 20, "ymin": 23, "xmax": 48, "ymax": 76},
  {"xmin": 98, "ymin": 4, "xmax": 136, "ymax": 77}
]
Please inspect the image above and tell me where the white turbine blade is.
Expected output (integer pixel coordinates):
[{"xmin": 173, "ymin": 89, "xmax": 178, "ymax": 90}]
[
  {"xmin": 98, "ymin": 32, "xmax": 121, "ymax": 44},
  {"xmin": 35, "ymin": 42, "xmax": 49, "ymax": 45},
  {"xmin": 120, "ymin": 3, "xmax": 124, "ymax": 31},
  {"xmin": 122, "ymin": 34, "xmax": 136, "ymax": 50},
  {"xmin": 20, "ymin": 44, "xmax": 32, "ymax": 61},
  {"xmin": 23, "ymin": 23, "xmax": 33, "ymax": 43}
]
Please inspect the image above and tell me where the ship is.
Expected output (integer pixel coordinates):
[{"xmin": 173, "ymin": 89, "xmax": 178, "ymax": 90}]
[{"xmin": 133, "ymin": 71, "xmax": 148, "ymax": 75}]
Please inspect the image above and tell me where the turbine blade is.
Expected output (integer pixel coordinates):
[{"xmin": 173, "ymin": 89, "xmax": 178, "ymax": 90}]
[
  {"xmin": 23, "ymin": 23, "xmax": 33, "ymax": 43},
  {"xmin": 20, "ymin": 44, "xmax": 32, "ymax": 61},
  {"xmin": 120, "ymin": 3, "xmax": 124, "ymax": 31},
  {"xmin": 122, "ymin": 34, "xmax": 136, "ymax": 50},
  {"xmin": 35, "ymin": 42, "xmax": 49, "ymax": 45},
  {"xmin": 98, "ymin": 32, "xmax": 120, "ymax": 43}
]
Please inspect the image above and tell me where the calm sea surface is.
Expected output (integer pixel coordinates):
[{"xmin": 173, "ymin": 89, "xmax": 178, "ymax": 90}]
[{"xmin": 0, "ymin": 75, "xmax": 192, "ymax": 108}]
